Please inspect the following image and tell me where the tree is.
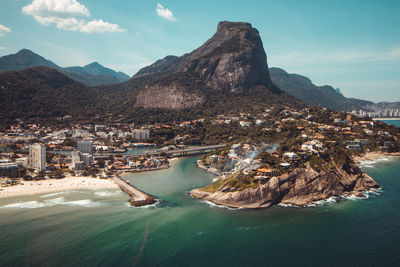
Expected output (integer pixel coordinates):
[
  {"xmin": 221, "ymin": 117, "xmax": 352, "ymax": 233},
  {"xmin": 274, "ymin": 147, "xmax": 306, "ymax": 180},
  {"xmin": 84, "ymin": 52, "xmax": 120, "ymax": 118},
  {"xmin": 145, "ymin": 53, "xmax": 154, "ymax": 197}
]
[{"xmin": 97, "ymin": 159, "xmax": 105, "ymax": 168}]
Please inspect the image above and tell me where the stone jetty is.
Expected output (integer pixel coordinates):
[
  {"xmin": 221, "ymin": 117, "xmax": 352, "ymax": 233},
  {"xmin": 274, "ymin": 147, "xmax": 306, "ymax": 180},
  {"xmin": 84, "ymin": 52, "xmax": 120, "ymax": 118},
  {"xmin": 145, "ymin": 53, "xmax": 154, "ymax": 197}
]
[{"xmin": 113, "ymin": 175, "xmax": 158, "ymax": 207}]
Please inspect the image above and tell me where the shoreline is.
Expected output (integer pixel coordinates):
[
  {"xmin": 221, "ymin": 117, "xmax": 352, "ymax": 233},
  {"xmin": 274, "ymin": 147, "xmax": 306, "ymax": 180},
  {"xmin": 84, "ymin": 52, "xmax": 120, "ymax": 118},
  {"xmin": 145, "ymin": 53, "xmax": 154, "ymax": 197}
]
[
  {"xmin": 372, "ymin": 118, "xmax": 400, "ymax": 121},
  {"xmin": 192, "ymin": 158, "xmax": 383, "ymax": 209},
  {"xmin": 191, "ymin": 187, "xmax": 380, "ymax": 210},
  {"xmin": 353, "ymin": 151, "xmax": 400, "ymax": 164},
  {"xmin": 0, "ymin": 176, "xmax": 118, "ymax": 199}
]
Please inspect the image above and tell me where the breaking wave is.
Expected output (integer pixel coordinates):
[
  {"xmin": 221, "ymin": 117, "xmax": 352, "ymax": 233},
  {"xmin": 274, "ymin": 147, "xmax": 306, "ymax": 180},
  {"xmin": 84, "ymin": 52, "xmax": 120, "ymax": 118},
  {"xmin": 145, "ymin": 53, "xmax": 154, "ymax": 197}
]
[
  {"xmin": 203, "ymin": 200, "xmax": 244, "ymax": 210},
  {"xmin": 94, "ymin": 191, "xmax": 121, "ymax": 197},
  {"xmin": 41, "ymin": 192, "xmax": 65, "ymax": 198},
  {"xmin": 64, "ymin": 199, "xmax": 102, "ymax": 208},
  {"xmin": 1, "ymin": 197, "xmax": 104, "ymax": 209},
  {"xmin": 124, "ymin": 198, "xmax": 162, "ymax": 209},
  {"xmin": 1, "ymin": 200, "xmax": 49, "ymax": 209},
  {"xmin": 40, "ymin": 190, "xmax": 83, "ymax": 198}
]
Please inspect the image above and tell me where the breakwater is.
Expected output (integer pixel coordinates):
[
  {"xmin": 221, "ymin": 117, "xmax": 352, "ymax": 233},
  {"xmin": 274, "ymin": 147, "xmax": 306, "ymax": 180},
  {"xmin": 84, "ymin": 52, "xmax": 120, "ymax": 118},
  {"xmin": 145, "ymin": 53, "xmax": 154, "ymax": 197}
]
[{"xmin": 113, "ymin": 175, "xmax": 158, "ymax": 207}]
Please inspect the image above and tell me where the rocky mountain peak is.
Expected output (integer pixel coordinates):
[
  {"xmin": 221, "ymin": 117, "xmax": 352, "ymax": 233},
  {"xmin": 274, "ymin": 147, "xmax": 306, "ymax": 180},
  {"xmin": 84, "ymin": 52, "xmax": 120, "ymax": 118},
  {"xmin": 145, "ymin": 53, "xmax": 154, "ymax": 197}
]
[
  {"xmin": 133, "ymin": 21, "xmax": 274, "ymax": 94},
  {"xmin": 184, "ymin": 21, "xmax": 273, "ymax": 92}
]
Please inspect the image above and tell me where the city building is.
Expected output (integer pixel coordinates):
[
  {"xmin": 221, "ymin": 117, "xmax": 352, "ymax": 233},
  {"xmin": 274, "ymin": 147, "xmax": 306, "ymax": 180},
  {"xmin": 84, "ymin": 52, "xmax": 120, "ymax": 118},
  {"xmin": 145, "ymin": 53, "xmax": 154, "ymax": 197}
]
[
  {"xmin": 95, "ymin": 125, "xmax": 107, "ymax": 132},
  {"xmin": 0, "ymin": 162, "xmax": 18, "ymax": 171},
  {"xmin": 132, "ymin": 129, "xmax": 150, "ymax": 141},
  {"xmin": 29, "ymin": 144, "xmax": 46, "ymax": 171},
  {"xmin": 81, "ymin": 153, "xmax": 93, "ymax": 167},
  {"xmin": 77, "ymin": 140, "xmax": 93, "ymax": 154},
  {"xmin": 71, "ymin": 151, "xmax": 84, "ymax": 170},
  {"xmin": 70, "ymin": 151, "xmax": 93, "ymax": 170}
]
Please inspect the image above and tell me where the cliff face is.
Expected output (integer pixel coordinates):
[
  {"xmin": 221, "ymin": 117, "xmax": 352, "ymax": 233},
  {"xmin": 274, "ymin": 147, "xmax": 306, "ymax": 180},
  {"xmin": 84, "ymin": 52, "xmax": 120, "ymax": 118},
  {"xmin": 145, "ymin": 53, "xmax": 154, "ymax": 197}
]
[
  {"xmin": 132, "ymin": 21, "xmax": 276, "ymax": 109},
  {"xmin": 180, "ymin": 21, "xmax": 273, "ymax": 92},
  {"xmin": 191, "ymin": 164, "xmax": 379, "ymax": 209},
  {"xmin": 135, "ymin": 85, "xmax": 203, "ymax": 110}
]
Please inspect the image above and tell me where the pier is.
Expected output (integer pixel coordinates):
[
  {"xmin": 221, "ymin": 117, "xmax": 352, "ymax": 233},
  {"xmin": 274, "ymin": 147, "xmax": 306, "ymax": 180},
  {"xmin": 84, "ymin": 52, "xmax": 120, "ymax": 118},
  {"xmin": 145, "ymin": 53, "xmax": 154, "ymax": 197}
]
[{"xmin": 113, "ymin": 175, "xmax": 157, "ymax": 207}]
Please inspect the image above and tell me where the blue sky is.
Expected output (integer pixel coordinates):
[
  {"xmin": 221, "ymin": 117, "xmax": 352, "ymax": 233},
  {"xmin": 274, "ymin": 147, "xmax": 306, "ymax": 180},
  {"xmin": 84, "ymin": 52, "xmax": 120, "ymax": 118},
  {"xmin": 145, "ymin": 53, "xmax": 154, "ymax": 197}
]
[{"xmin": 0, "ymin": 0, "xmax": 399, "ymax": 102}]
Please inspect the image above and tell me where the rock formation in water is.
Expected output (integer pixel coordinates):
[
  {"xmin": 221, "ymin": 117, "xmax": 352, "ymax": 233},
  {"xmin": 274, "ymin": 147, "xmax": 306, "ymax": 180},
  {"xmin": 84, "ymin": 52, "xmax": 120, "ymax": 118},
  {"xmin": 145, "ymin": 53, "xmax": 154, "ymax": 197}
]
[{"xmin": 191, "ymin": 163, "xmax": 379, "ymax": 209}]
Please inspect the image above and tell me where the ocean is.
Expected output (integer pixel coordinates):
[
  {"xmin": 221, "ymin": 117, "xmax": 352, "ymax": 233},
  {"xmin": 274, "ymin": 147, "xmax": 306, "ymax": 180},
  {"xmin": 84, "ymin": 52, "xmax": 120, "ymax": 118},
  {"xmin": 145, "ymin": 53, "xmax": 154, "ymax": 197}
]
[
  {"xmin": 1, "ymin": 156, "xmax": 400, "ymax": 266},
  {"xmin": 380, "ymin": 119, "xmax": 400, "ymax": 127}
]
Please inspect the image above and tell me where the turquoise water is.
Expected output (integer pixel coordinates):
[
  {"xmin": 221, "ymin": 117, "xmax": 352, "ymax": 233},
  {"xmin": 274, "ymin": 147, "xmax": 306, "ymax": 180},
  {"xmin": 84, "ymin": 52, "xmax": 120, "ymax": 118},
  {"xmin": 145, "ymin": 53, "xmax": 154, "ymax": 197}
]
[
  {"xmin": 1, "ymin": 157, "xmax": 400, "ymax": 266},
  {"xmin": 124, "ymin": 147, "xmax": 159, "ymax": 155},
  {"xmin": 380, "ymin": 119, "xmax": 400, "ymax": 127}
]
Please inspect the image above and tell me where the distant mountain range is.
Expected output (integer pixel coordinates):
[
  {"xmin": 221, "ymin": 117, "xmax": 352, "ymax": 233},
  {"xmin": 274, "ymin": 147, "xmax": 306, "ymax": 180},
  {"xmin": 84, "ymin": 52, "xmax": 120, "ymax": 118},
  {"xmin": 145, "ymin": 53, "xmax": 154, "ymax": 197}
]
[
  {"xmin": 269, "ymin": 68, "xmax": 373, "ymax": 111},
  {"xmin": 0, "ymin": 66, "xmax": 93, "ymax": 123},
  {"xmin": 0, "ymin": 49, "xmax": 130, "ymax": 86},
  {"xmin": 0, "ymin": 22, "xmax": 302, "ymax": 126},
  {"xmin": 0, "ymin": 21, "xmax": 398, "ymax": 127},
  {"xmin": 268, "ymin": 68, "xmax": 400, "ymax": 112}
]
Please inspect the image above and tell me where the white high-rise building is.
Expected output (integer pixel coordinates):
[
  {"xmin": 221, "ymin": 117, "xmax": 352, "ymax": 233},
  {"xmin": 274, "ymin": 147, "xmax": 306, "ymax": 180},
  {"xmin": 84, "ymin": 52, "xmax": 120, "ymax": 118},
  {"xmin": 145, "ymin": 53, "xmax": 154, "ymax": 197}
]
[
  {"xmin": 77, "ymin": 140, "xmax": 93, "ymax": 154},
  {"xmin": 132, "ymin": 129, "xmax": 150, "ymax": 141},
  {"xmin": 29, "ymin": 144, "xmax": 46, "ymax": 171}
]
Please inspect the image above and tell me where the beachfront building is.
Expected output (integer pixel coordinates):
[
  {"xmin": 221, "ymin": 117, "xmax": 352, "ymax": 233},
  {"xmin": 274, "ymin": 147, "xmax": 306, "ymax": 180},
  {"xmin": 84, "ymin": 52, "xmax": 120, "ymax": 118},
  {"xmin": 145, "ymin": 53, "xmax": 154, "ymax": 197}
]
[
  {"xmin": 132, "ymin": 129, "xmax": 150, "ymax": 141},
  {"xmin": 29, "ymin": 144, "xmax": 46, "ymax": 171},
  {"xmin": 70, "ymin": 151, "xmax": 93, "ymax": 170},
  {"xmin": 71, "ymin": 151, "xmax": 84, "ymax": 170},
  {"xmin": 77, "ymin": 140, "xmax": 93, "ymax": 155},
  {"xmin": 81, "ymin": 153, "xmax": 93, "ymax": 167}
]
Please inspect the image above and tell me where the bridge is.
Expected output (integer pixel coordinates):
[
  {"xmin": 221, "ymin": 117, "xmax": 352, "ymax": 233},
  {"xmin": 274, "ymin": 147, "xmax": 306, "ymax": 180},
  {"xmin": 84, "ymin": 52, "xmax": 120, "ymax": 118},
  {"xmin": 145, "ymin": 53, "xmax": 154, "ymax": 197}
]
[
  {"xmin": 94, "ymin": 144, "xmax": 226, "ymax": 160},
  {"xmin": 141, "ymin": 144, "xmax": 226, "ymax": 157}
]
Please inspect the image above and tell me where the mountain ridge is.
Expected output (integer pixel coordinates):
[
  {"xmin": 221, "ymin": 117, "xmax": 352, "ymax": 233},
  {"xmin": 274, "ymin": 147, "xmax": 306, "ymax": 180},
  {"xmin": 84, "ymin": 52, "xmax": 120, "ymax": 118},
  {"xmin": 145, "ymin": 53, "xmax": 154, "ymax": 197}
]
[
  {"xmin": 0, "ymin": 49, "xmax": 130, "ymax": 86},
  {"xmin": 0, "ymin": 21, "xmax": 303, "ymax": 126}
]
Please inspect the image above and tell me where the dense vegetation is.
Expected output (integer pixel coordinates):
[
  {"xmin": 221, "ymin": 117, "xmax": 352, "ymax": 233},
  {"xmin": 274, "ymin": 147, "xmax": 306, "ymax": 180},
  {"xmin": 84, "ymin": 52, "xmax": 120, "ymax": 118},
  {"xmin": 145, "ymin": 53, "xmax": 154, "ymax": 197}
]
[
  {"xmin": 0, "ymin": 65, "xmax": 304, "ymax": 129},
  {"xmin": 269, "ymin": 67, "xmax": 373, "ymax": 112}
]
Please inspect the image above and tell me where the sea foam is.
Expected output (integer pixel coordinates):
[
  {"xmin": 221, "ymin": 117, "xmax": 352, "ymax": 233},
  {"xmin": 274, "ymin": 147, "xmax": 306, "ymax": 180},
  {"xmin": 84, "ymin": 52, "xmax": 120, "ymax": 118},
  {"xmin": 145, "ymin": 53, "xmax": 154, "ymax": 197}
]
[
  {"xmin": 41, "ymin": 192, "xmax": 65, "ymax": 198},
  {"xmin": 203, "ymin": 200, "xmax": 243, "ymax": 210},
  {"xmin": 124, "ymin": 198, "xmax": 162, "ymax": 209},
  {"xmin": 94, "ymin": 191, "xmax": 121, "ymax": 197},
  {"xmin": 1, "ymin": 197, "xmax": 104, "ymax": 209},
  {"xmin": 1, "ymin": 201, "xmax": 49, "ymax": 209},
  {"xmin": 64, "ymin": 199, "xmax": 102, "ymax": 208}
]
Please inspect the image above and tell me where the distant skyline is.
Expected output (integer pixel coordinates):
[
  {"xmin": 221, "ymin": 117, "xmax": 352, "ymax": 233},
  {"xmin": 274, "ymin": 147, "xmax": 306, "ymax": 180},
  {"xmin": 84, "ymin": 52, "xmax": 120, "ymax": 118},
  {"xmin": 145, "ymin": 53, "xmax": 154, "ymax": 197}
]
[{"xmin": 0, "ymin": 0, "xmax": 399, "ymax": 102}]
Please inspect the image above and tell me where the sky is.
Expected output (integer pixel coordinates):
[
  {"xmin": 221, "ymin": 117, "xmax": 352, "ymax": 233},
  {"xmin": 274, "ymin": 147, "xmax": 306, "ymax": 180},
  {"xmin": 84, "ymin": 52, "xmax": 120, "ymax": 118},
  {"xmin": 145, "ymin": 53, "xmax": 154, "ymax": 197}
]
[{"xmin": 0, "ymin": 0, "xmax": 399, "ymax": 102}]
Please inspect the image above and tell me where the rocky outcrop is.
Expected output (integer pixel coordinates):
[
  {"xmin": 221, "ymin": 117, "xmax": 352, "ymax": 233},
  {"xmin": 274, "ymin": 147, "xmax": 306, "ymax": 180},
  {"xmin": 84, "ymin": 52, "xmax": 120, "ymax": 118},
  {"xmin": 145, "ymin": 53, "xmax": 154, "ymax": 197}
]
[
  {"xmin": 191, "ymin": 164, "xmax": 379, "ymax": 209},
  {"xmin": 136, "ymin": 85, "xmax": 203, "ymax": 110},
  {"xmin": 131, "ymin": 21, "xmax": 276, "ymax": 110},
  {"xmin": 181, "ymin": 21, "xmax": 273, "ymax": 92}
]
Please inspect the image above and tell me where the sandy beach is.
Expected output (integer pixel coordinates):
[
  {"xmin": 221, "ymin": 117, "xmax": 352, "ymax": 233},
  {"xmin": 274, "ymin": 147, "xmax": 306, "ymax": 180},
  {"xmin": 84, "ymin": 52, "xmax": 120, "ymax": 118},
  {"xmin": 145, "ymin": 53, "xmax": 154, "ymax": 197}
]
[
  {"xmin": 0, "ymin": 176, "xmax": 118, "ymax": 199},
  {"xmin": 353, "ymin": 151, "xmax": 400, "ymax": 164}
]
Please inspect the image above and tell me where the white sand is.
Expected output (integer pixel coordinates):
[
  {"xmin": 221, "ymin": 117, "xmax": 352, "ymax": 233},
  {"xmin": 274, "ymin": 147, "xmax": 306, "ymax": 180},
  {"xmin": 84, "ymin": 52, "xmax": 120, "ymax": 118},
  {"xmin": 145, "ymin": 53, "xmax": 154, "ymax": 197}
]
[
  {"xmin": 353, "ymin": 151, "xmax": 400, "ymax": 164},
  {"xmin": 0, "ymin": 176, "xmax": 118, "ymax": 199}
]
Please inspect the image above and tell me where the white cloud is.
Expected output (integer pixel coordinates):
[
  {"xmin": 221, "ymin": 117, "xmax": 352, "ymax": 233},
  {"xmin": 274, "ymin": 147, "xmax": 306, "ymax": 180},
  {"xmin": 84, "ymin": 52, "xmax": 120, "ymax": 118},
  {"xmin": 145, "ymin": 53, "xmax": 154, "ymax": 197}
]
[
  {"xmin": 22, "ymin": 0, "xmax": 89, "ymax": 18},
  {"xmin": 80, "ymin": 19, "xmax": 124, "ymax": 33},
  {"xmin": 22, "ymin": 0, "xmax": 124, "ymax": 33},
  {"xmin": 156, "ymin": 3, "xmax": 177, "ymax": 21},
  {"xmin": 0, "ymin": 46, "xmax": 6, "ymax": 50},
  {"xmin": 0, "ymin": 24, "xmax": 11, "ymax": 37}
]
